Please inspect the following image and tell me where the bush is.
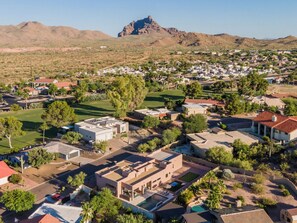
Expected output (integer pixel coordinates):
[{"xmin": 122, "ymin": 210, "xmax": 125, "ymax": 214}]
[
  {"xmin": 62, "ymin": 131, "xmax": 83, "ymax": 144},
  {"xmin": 233, "ymin": 183, "xmax": 243, "ymax": 191},
  {"xmin": 142, "ymin": 116, "xmax": 160, "ymax": 129},
  {"xmin": 251, "ymin": 183, "xmax": 264, "ymax": 194},
  {"xmin": 278, "ymin": 184, "xmax": 285, "ymax": 190},
  {"xmin": 9, "ymin": 174, "xmax": 22, "ymax": 184},
  {"xmin": 10, "ymin": 104, "xmax": 22, "ymax": 112},
  {"xmin": 28, "ymin": 102, "xmax": 43, "ymax": 109},
  {"xmin": 257, "ymin": 197, "xmax": 277, "ymax": 208},
  {"xmin": 137, "ymin": 143, "xmax": 150, "ymax": 153},
  {"xmin": 282, "ymin": 189, "xmax": 291, "ymax": 197},
  {"xmin": 177, "ymin": 189, "xmax": 194, "ymax": 206},
  {"xmin": 253, "ymin": 173, "xmax": 265, "ymax": 184}
]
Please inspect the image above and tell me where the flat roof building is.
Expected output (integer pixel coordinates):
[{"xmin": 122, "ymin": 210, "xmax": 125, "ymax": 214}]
[
  {"xmin": 95, "ymin": 150, "xmax": 182, "ymax": 202},
  {"xmin": 74, "ymin": 116, "xmax": 128, "ymax": 142},
  {"xmin": 187, "ymin": 128, "xmax": 259, "ymax": 158}
]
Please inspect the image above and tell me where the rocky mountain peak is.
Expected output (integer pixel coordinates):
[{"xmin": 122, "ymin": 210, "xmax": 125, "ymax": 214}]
[{"xmin": 118, "ymin": 16, "xmax": 179, "ymax": 37}]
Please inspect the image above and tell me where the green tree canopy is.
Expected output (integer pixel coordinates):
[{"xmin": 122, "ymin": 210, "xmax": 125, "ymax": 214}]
[
  {"xmin": 28, "ymin": 147, "xmax": 55, "ymax": 168},
  {"xmin": 142, "ymin": 116, "xmax": 160, "ymax": 129},
  {"xmin": 162, "ymin": 127, "xmax": 181, "ymax": 146},
  {"xmin": 0, "ymin": 189, "xmax": 35, "ymax": 212},
  {"xmin": 183, "ymin": 81, "xmax": 202, "ymax": 98},
  {"xmin": 67, "ymin": 171, "xmax": 87, "ymax": 188},
  {"xmin": 90, "ymin": 188, "xmax": 122, "ymax": 222},
  {"xmin": 0, "ymin": 116, "xmax": 24, "ymax": 148},
  {"xmin": 205, "ymin": 146, "xmax": 233, "ymax": 165},
  {"xmin": 107, "ymin": 75, "xmax": 148, "ymax": 117},
  {"xmin": 42, "ymin": 101, "xmax": 77, "ymax": 128},
  {"xmin": 237, "ymin": 71, "xmax": 268, "ymax": 96},
  {"xmin": 117, "ymin": 214, "xmax": 153, "ymax": 223},
  {"xmin": 62, "ymin": 131, "xmax": 83, "ymax": 144},
  {"xmin": 183, "ymin": 114, "xmax": 208, "ymax": 133}
]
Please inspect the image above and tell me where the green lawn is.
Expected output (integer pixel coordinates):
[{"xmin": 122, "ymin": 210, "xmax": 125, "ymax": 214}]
[
  {"xmin": 0, "ymin": 89, "xmax": 185, "ymax": 154},
  {"xmin": 179, "ymin": 172, "xmax": 199, "ymax": 182}
]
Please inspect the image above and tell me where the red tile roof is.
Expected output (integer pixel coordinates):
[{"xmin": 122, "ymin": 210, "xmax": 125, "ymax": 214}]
[
  {"xmin": 24, "ymin": 87, "xmax": 37, "ymax": 93},
  {"xmin": 54, "ymin": 82, "xmax": 76, "ymax": 89},
  {"xmin": 184, "ymin": 98, "xmax": 224, "ymax": 106},
  {"xmin": 253, "ymin": 111, "xmax": 297, "ymax": 133},
  {"xmin": 20, "ymin": 214, "xmax": 61, "ymax": 223},
  {"xmin": 0, "ymin": 161, "xmax": 16, "ymax": 179}
]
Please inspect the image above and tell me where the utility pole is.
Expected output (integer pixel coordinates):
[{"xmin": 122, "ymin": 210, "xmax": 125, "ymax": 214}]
[{"xmin": 20, "ymin": 155, "xmax": 24, "ymax": 174}]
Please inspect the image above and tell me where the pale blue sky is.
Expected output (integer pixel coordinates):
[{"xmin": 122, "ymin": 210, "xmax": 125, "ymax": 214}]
[{"xmin": 0, "ymin": 0, "xmax": 296, "ymax": 38}]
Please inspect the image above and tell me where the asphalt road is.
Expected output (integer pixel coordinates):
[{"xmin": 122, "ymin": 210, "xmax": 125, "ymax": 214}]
[{"xmin": 2, "ymin": 148, "xmax": 134, "ymax": 223}]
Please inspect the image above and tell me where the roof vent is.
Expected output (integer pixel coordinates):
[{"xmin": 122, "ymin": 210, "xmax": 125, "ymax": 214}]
[{"xmin": 272, "ymin": 115, "xmax": 277, "ymax": 122}]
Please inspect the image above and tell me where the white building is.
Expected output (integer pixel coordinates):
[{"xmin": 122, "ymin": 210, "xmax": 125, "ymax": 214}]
[{"xmin": 74, "ymin": 116, "xmax": 128, "ymax": 143}]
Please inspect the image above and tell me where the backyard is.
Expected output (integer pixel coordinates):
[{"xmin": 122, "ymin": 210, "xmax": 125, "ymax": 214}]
[{"xmin": 0, "ymin": 89, "xmax": 184, "ymax": 153}]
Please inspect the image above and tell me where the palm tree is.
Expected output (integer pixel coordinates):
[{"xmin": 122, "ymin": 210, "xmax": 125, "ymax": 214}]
[{"xmin": 81, "ymin": 202, "xmax": 94, "ymax": 223}]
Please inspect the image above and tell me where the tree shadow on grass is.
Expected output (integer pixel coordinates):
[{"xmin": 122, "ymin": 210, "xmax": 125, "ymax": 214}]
[{"xmin": 73, "ymin": 103, "xmax": 114, "ymax": 118}]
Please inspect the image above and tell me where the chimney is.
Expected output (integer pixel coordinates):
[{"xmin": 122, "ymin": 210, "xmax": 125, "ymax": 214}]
[{"xmin": 272, "ymin": 115, "xmax": 277, "ymax": 122}]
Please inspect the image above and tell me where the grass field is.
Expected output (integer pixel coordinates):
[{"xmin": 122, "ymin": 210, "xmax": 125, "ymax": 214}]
[
  {"xmin": 0, "ymin": 89, "xmax": 184, "ymax": 154},
  {"xmin": 179, "ymin": 172, "xmax": 199, "ymax": 182}
]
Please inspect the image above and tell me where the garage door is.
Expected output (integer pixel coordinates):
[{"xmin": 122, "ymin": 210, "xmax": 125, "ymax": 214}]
[{"xmin": 68, "ymin": 151, "xmax": 79, "ymax": 159}]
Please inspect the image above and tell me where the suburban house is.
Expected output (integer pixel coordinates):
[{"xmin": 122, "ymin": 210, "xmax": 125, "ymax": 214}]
[
  {"xmin": 23, "ymin": 87, "xmax": 39, "ymax": 96},
  {"xmin": 44, "ymin": 142, "xmax": 81, "ymax": 160},
  {"xmin": 74, "ymin": 116, "xmax": 129, "ymax": 143},
  {"xmin": 95, "ymin": 150, "xmax": 182, "ymax": 201},
  {"xmin": 32, "ymin": 77, "xmax": 58, "ymax": 86},
  {"xmin": 211, "ymin": 206, "xmax": 273, "ymax": 223},
  {"xmin": 155, "ymin": 202, "xmax": 186, "ymax": 223},
  {"xmin": 187, "ymin": 128, "xmax": 258, "ymax": 158},
  {"xmin": 182, "ymin": 104, "xmax": 208, "ymax": 116},
  {"xmin": 0, "ymin": 161, "xmax": 16, "ymax": 185},
  {"xmin": 25, "ymin": 203, "xmax": 82, "ymax": 223},
  {"xmin": 182, "ymin": 99, "xmax": 224, "ymax": 116},
  {"xmin": 280, "ymin": 207, "xmax": 297, "ymax": 223},
  {"xmin": 134, "ymin": 108, "xmax": 179, "ymax": 120},
  {"xmin": 249, "ymin": 96, "xmax": 285, "ymax": 110},
  {"xmin": 252, "ymin": 111, "xmax": 297, "ymax": 142},
  {"xmin": 184, "ymin": 99, "xmax": 224, "ymax": 108},
  {"xmin": 54, "ymin": 81, "xmax": 77, "ymax": 90},
  {"xmin": 20, "ymin": 214, "xmax": 60, "ymax": 223}
]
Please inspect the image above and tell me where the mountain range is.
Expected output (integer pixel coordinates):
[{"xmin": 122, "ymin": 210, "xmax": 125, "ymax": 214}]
[{"xmin": 0, "ymin": 17, "xmax": 297, "ymax": 49}]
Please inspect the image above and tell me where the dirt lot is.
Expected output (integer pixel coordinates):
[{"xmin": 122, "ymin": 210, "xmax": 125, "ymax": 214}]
[
  {"xmin": 268, "ymin": 84, "xmax": 297, "ymax": 95},
  {"xmin": 23, "ymin": 162, "xmax": 78, "ymax": 184},
  {"xmin": 222, "ymin": 175, "xmax": 297, "ymax": 221}
]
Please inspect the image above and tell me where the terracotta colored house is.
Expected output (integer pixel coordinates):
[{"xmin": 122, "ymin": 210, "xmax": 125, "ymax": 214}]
[
  {"xmin": 0, "ymin": 161, "xmax": 16, "ymax": 185},
  {"xmin": 20, "ymin": 214, "xmax": 61, "ymax": 223},
  {"xmin": 95, "ymin": 150, "xmax": 183, "ymax": 201},
  {"xmin": 252, "ymin": 111, "xmax": 297, "ymax": 142}
]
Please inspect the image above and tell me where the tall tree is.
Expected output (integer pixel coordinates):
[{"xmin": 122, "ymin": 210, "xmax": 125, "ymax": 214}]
[
  {"xmin": 237, "ymin": 71, "xmax": 268, "ymax": 96},
  {"xmin": 0, "ymin": 117, "xmax": 24, "ymax": 148},
  {"xmin": 81, "ymin": 202, "xmax": 94, "ymax": 223},
  {"xmin": 48, "ymin": 83, "xmax": 58, "ymax": 98},
  {"xmin": 117, "ymin": 214, "xmax": 153, "ymax": 223},
  {"xmin": 39, "ymin": 122, "xmax": 49, "ymax": 144},
  {"xmin": 42, "ymin": 101, "xmax": 76, "ymax": 128},
  {"xmin": 28, "ymin": 148, "xmax": 54, "ymax": 168},
  {"xmin": 67, "ymin": 171, "xmax": 87, "ymax": 188},
  {"xmin": 183, "ymin": 114, "xmax": 208, "ymax": 133},
  {"xmin": 107, "ymin": 75, "xmax": 147, "ymax": 117},
  {"xmin": 0, "ymin": 189, "xmax": 35, "ymax": 213},
  {"xmin": 183, "ymin": 81, "xmax": 202, "ymax": 98}
]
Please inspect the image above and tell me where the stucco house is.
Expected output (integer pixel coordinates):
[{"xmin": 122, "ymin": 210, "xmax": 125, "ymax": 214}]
[
  {"xmin": 252, "ymin": 111, "xmax": 297, "ymax": 143},
  {"xmin": 280, "ymin": 207, "xmax": 297, "ymax": 223},
  {"xmin": 0, "ymin": 161, "xmax": 16, "ymax": 185},
  {"xmin": 74, "ymin": 116, "xmax": 128, "ymax": 143},
  {"xmin": 95, "ymin": 150, "xmax": 182, "ymax": 201}
]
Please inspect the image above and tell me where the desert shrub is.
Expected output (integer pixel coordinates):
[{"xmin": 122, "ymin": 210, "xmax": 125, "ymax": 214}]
[
  {"xmin": 9, "ymin": 174, "xmax": 22, "ymax": 184},
  {"xmin": 29, "ymin": 102, "xmax": 43, "ymax": 109},
  {"xmin": 10, "ymin": 104, "xmax": 22, "ymax": 112},
  {"xmin": 278, "ymin": 184, "xmax": 285, "ymax": 190},
  {"xmin": 233, "ymin": 183, "xmax": 243, "ymax": 191},
  {"xmin": 282, "ymin": 189, "xmax": 291, "ymax": 197},
  {"xmin": 177, "ymin": 189, "xmax": 194, "ymax": 206},
  {"xmin": 257, "ymin": 197, "xmax": 277, "ymax": 208},
  {"xmin": 253, "ymin": 173, "xmax": 265, "ymax": 184},
  {"xmin": 251, "ymin": 183, "xmax": 264, "ymax": 194}
]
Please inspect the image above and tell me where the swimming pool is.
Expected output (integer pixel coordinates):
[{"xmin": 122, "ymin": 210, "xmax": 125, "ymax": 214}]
[
  {"xmin": 172, "ymin": 145, "xmax": 192, "ymax": 155},
  {"xmin": 137, "ymin": 194, "xmax": 168, "ymax": 211},
  {"xmin": 191, "ymin": 204, "xmax": 208, "ymax": 213}
]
